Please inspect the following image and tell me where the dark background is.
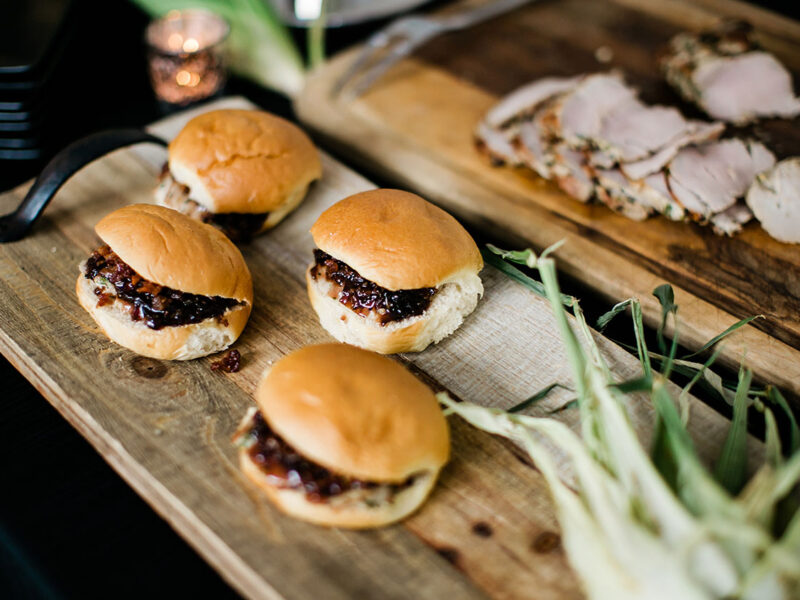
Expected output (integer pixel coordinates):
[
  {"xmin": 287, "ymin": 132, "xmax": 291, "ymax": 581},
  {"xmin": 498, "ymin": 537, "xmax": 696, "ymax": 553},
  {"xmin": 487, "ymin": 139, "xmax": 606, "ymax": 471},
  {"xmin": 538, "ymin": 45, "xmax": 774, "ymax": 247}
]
[{"xmin": 0, "ymin": 1, "xmax": 797, "ymax": 598}]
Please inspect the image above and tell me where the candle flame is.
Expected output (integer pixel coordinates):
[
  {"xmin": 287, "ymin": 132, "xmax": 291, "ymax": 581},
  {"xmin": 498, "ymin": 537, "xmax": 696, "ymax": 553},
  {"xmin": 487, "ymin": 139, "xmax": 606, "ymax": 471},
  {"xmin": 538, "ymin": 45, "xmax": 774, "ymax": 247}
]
[
  {"xmin": 167, "ymin": 33, "xmax": 183, "ymax": 51},
  {"xmin": 176, "ymin": 70, "xmax": 201, "ymax": 87},
  {"xmin": 182, "ymin": 38, "xmax": 200, "ymax": 53}
]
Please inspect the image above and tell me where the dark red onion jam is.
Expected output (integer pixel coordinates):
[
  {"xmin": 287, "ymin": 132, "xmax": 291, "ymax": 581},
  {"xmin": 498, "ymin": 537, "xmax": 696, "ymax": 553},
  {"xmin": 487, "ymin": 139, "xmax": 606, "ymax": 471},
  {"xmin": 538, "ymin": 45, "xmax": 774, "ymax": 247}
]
[
  {"xmin": 309, "ymin": 249, "xmax": 436, "ymax": 325},
  {"xmin": 84, "ymin": 245, "xmax": 241, "ymax": 330},
  {"xmin": 242, "ymin": 411, "xmax": 414, "ymax": 503}
]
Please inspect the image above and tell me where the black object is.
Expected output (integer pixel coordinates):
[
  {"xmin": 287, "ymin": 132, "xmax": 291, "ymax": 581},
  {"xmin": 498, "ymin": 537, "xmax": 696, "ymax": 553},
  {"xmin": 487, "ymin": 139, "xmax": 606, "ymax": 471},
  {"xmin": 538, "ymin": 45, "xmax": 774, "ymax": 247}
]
[
  {"xmin": 0, "ymin": 128, "xmax": 166, "ymax": 243},
  {"xmin": 0, "ymin": 0, "xmax": 76, "ymax": 162}
]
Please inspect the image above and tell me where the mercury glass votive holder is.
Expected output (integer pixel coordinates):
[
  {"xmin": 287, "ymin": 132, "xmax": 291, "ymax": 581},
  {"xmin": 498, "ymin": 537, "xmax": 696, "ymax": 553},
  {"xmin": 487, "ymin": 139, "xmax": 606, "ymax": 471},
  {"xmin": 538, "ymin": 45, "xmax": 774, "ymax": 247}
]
[{"xmin": 145, "ymin": 9, "xmax": 230, "ymax": 107}]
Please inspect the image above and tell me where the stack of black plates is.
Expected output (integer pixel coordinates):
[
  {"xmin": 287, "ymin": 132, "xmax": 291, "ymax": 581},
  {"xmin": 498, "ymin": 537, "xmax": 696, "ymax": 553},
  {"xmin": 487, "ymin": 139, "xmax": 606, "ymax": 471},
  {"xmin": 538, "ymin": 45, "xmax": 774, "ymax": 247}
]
[{"xmin": 0, "ymin": 0, "xmax": 74, "ymax": 161}]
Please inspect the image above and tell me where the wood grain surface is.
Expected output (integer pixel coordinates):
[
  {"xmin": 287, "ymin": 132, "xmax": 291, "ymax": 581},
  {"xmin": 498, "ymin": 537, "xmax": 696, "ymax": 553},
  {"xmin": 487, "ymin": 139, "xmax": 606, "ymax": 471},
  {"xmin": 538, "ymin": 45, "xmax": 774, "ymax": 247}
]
[
  {"xmin": 295, "ymin": 0, "xmax": 800, "ymax": 402},
  {"xmin": 0, "ymin": 97, "xmax": 760, "ymax": 600}
]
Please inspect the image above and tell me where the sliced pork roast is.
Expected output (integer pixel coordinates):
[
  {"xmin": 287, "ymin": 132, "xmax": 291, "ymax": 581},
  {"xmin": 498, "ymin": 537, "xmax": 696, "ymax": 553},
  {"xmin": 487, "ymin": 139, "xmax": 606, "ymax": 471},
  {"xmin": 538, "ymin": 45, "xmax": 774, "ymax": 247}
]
[
  {"xmin": 476, "ymin": 67, "xmax": 780, "ymax": 236},
  {"xmin": 667, "ymin": 139, "xmax": 775, "ymax": 221},
  {"xmin": 661, "ymin": 20, "xmax": 800, "ymax": 124},
  {"xmin": 746, "ymin": 158, "xmax": 800, "ymax": 244},
  {"xmin": 474, "ymin": 76, "xmax": 584, "ymax": 166}
]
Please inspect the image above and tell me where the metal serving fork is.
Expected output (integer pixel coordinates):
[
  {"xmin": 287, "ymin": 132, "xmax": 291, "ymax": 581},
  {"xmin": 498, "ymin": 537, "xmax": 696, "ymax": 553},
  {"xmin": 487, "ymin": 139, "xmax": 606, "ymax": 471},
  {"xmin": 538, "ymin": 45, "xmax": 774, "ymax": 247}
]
[{"xmin": 332, "ymin": 0, "xmax": 533, "ymax": 98}]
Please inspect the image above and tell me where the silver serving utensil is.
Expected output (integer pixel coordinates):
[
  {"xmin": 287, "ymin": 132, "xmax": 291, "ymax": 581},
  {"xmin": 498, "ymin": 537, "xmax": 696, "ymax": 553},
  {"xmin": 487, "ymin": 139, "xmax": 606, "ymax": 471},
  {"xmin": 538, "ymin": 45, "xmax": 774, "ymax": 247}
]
[{"xmin": 332, "ymin": 0, "xmax": 533, "ymax": 98}]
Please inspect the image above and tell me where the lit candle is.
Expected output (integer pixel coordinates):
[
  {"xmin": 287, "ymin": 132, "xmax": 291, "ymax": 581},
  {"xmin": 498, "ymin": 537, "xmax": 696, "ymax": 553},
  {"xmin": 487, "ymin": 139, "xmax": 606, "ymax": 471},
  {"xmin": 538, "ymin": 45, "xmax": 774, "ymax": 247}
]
[{"xmin": 145, "ymin": 10, "xmax": 230, "ymax": 106}]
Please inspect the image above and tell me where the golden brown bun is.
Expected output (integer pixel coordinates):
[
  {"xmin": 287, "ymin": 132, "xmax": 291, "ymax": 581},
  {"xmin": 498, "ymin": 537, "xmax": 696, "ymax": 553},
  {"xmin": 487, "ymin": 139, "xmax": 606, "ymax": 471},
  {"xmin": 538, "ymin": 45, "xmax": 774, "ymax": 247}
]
[
  {"xmin": 76, "ymin": 275, "xmax": 250, "ymax": 360},
  {"xmin": 95, "ymin": 204, "xmax": 253, "ymax": 303},
  {"xmin": 310, "ymin": 189, "xmax": 483, "ymax": 290},
  {"xmin": 167, "ymin": 109, "xmax": 321, "ymax": 214},
  {"xmin": 256, "ymin": 343, "xmax": 450, "ymax": 483},
  {"xmin": 239, "ymin": 442, "xmax": 440, "ymax": 529},
  {"xmin": 306, "ymin": 267, "xmax": 483, "ymax": 354}
]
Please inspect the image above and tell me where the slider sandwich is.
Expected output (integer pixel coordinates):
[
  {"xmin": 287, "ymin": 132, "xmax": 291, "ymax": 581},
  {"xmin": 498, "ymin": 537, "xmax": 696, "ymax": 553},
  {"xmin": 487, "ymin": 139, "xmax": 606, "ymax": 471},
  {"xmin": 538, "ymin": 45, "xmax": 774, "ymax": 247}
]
[
  {"xmin": 234, "ymin": 343, "xmax": 450, "ymax": 529},
  {"xmin": 155, "ymin": 109, "xmax": 322, "ymax": 241},
  {"xmin": 77, "ymin": 204, "xmax": 253, "ymax": 360},
  {"xmin": 307, "ymin": 189, "xmax": 483, "ymax": 354}
]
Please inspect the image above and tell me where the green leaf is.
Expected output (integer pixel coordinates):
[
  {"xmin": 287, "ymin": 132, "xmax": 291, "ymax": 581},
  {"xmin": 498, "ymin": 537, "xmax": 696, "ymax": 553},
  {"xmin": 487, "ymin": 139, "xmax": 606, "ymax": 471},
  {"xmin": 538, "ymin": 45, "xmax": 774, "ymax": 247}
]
[
  {"xmin": 609, "ymin": 374, "xmax": 653, "ymax": 393},
  {"xmin": 763, "ymin": 407, "xmax": 783, "ymax": 468},
  {"xmin": 713, "ymin": 368, "xmax": 753, "ymax": 494},
  {"xmin": 652, "ymin": 284, "xmax": 679, "ymax": 377},
  {"xmin": 508, "ymin": 382, "xmax": 566, "ymax": 413},
  {"xmin": 630, "ymin": 300, "xmax": 651, "ymax": 378},
  {"xmin": 481, "ymin": 247, "xmax": 574, "ymax": 307},
  {"xmin": 596, "ymin": 299, "xmax": 632, "ymax": 332},
  {"xmin": 682, "ymin": 315, "xmax": 762, "ymax": 360},
  {"xmin": 486, "ymin": 240, "xmax": 565, "ymax": 267},
  {"xmin": 485, "ymin": 244, "xmax": 539, "ymax": 267},
  {"xmin": 678, "ymin": 345, "xmax": 724, "ymax": 423},
  {"xmin": 766, "ymin": 386, "xmax": 800, "ymax": 454},
  {"xmin": 548, "ymin": 399, "xmax": 578, "ymax": 414},
  {"xmin": 651, "ymin": 416, "xmax": 679, "ymax": 493}
]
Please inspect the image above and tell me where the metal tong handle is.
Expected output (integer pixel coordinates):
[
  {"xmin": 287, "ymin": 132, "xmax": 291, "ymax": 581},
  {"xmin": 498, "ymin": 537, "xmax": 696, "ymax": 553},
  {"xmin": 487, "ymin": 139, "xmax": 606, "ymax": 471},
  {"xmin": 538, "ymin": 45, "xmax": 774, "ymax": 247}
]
[{"xmin": 0, "ymin": 129, "xmax": 167, "ymax": 243}]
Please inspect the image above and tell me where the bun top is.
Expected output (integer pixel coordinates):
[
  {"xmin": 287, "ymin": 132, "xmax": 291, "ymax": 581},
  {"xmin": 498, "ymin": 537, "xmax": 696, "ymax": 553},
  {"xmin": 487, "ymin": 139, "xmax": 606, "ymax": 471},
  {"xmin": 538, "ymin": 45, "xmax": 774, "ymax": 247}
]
[
  {"xmin": 95, "ymin": 204, "xmax": 253, "ymax": 303},
  {"xmin": 256, "ymin": 343, "xmax": 450, "ymax": 482},
  {"xmin": 168, "ymin": 109, "xmax": 321, "ymax": 214},
  {"xmin": 310, "ymin": 189, "xmax": 482, "ymax": 290}
]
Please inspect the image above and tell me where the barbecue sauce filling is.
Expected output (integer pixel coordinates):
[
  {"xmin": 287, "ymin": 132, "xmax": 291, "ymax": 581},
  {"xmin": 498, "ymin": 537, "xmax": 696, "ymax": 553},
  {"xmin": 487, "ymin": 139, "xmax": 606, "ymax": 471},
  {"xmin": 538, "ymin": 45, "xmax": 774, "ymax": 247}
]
[
  {"xmin": 84, "ymin": 245, "xmax": 241, "ymax": 330},
  {"xmin": 309, "ymin": 249, "xmax": 436, "ymax": 325},
  {"xmin": 158, "ymin": 164, "xmax": 269, "ymax": 242},
  {"xmin": 243, "ymin": 410, "xmax": 415, "ymax": 503}
]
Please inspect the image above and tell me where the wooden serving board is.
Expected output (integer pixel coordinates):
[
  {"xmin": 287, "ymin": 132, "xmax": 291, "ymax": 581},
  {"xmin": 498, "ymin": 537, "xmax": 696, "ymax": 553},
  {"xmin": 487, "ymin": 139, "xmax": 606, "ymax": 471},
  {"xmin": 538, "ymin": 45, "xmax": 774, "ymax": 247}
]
[
  {"xmin": 296, "ymin": 0, "xmax": 800, "ymax": 401},
  {"xmin": 0, "ymin": 97, "xmax": 759, "ymax": 600}
]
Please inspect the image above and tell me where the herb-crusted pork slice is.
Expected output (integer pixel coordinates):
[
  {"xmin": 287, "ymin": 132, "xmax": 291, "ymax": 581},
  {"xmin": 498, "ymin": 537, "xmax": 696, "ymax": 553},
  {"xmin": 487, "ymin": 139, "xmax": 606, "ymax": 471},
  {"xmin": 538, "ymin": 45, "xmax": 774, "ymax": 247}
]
[
  {"xmin": 551, "ymin": 145, "xmax": 594, "ymax": 203},
  {"xmin": 589, "ymin": 103, "xmax": 688, "ymax": 168},
  {"xmin": 667, "ymin": 139, "xmax": 776, "ymax": 220},
  {"xmin": 661, "ymin": 20, "xmax": 800, "ymax": 124},
  {"xmin": 746, "ymin": 158, "xmax": 800, "ymax": 244},
  {"xmin": 513, "ymin": 120, "xmax": 553, "ymax": 178},
  {"xmin": 619, "ymin": 121, "xmax": 725, "ymax": 181},
  {"xmin": 592, "ymin": 168, "xmax": 654, "ymax": 221},
  {"xmin": 709, "ymin": 202, "xmax": 754, "ymax": 236},
  {"xmin": 475, "ymin": 75, "xmax": 585, "ymax": 168},
  {"xmin": 483, "ymin": 75, "xmax": 584, "ymax": 129},
  {"xmin": 475, "ymin": 120, "xmax": 522, "ymax": 166},
  {"xmin": 540, "ymin": 72, "xmax": 639, "ymax": 147}
]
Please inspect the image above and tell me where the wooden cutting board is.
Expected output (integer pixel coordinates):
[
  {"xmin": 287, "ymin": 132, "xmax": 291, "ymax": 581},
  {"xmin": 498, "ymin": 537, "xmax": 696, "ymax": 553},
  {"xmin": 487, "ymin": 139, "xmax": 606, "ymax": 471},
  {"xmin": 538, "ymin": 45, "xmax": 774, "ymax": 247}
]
[
  {"xmin": 296, "ymin": 0, "xmax": 800, "ymax": 402},
  {"xmin": 0, "ymin": 97, "xmax": 758, "ymax": 599}
]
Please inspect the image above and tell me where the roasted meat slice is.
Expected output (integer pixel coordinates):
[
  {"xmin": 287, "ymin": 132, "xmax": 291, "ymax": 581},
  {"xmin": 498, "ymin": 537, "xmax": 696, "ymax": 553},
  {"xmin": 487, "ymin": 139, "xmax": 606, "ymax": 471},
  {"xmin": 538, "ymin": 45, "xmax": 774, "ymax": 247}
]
[
  {"xmin": 551, "ymin": 145, "xmax": 594, "ymax": 202},
  {"xmin": 475, "ymin": 75, "xmax": 584, "ymax": 167},
  {"xmin": 746, "ymin": 158, "xmax": 800, "ymax": 244},
  {"xmin": 661, "ymin": 20, "xmax": 800, "ymax": 124},
  {"xmin": 475, "ymin": 120, "xmax": 522, "ymax": 166},
  {"xmin": 709, "ymin": 202, "xmax": 754, "ymax": 236},
  {"xmin": 592, "ymin": 168, "xmax": 654, "ymax": 221},
  {"xmin": 619, "ymin": 121, "xmax": 725, "ymax": 181},
  {"xmin": 484, "ymin": 75, "xmax": 584, "ymax": 129},
  {"xmin": 513, "ymin": 121, "xmax": 551, "ymax": 178},
  {"xmin": 541, "ymin": 72, "xmax": 639, "ymax": 147},
  {"xmin": 590, "ymin": 103, "xmax": 688, "ymax": 168},
  {"xmin": 667, "ymin": 139, "xmax": 776, "ymax": 220}
]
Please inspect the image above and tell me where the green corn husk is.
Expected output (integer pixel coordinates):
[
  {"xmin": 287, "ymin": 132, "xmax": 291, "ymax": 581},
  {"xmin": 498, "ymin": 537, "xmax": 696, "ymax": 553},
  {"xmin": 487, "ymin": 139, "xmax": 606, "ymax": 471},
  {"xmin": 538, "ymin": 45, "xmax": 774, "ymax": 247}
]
[{"xmin": 443, "ymin": 244, "xmax": 800, "ymax": 599}]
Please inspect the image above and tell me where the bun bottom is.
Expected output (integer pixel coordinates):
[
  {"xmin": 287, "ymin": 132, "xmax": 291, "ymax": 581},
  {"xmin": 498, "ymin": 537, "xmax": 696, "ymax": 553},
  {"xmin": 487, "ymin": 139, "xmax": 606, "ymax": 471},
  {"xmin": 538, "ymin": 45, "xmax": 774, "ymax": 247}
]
[
  {"xmin": 77, "ymin": 274, "xmax": 250, "ymax": 360},
  {"xmin": 154, "ymin": 174, "xmax": 312, "ymax": 236},
  {"xmin": 306, "ymin": 267, "xmax": 482, "ymax": 354},
  {"xmin": 239, "ymin": 444, "xmax": 440, "ymax": 529},
  {"xmin": 258, "ymin": 183, "xmax": 311, "ymax": 232}
]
